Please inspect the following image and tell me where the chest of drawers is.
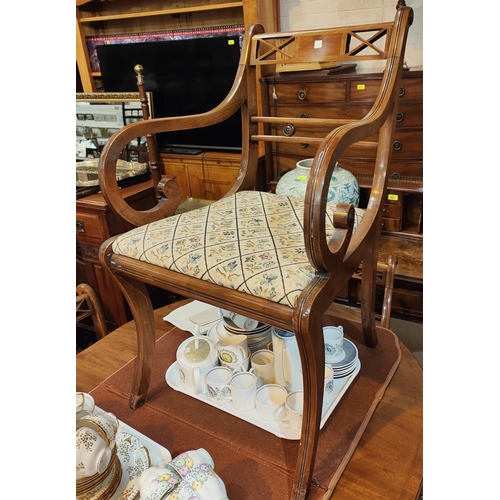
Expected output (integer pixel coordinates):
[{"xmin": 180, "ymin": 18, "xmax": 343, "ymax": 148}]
[{"xmin": 260, "ymin": 69, "xmax": 423, "ymax": 320}]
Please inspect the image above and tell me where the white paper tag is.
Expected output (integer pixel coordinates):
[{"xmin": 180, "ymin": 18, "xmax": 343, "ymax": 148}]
[{"xmin": 314, "ymin": 40, "xmax": 323, "ymax": 49}]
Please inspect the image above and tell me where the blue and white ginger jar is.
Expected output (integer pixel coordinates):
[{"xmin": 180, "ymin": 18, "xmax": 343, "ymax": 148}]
[{"xmin": 275, "ymin": 158, "xmax": 360, "ymax": 207}]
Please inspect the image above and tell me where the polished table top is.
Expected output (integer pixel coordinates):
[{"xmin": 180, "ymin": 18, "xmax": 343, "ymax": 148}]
[{"xmin": 76, "ymin": 301, "xmax": 423, "ymax": 499}]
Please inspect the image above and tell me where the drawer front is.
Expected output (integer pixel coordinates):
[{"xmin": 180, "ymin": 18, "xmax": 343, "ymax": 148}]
[
  {"xmin": 269, "ymin": 81, "xmax": 346, "ymax": 104},
  {"xmin": 270, "ymin": 103, "xmax": 372, "ymax": 120},
  {"xmin": 76, "ymin": 212, "xmax": 107, "ymax": 242},
  {"xmin": 383, "ymin": 203, "xmax": 403, "ymax": 218},
  {"xmin": 349, "ymin": 77, "xmax": 422, "ymax": 102},
  {"xmin": 381, "ymin": 217, "xmax": 402, "ymax": 232},
  {"xmin": 395, "ymin": 102, "xmax": 423, "ymax": 128}
]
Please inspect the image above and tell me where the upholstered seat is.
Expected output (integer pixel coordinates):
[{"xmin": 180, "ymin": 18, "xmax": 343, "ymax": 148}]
[{"xmin": 113, "ymin": 191, "xmax": 364, "ymax": 307}]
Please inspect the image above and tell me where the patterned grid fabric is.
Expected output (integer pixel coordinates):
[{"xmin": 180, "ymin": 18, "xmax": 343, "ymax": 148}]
[{"xmin": 112, "ymin": 191, "xmax": 364, "ymax": 307}]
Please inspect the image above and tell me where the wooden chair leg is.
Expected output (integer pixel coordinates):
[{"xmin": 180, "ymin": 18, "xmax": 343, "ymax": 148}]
[
  {"xmin": 379, "ymin": 255, "xmax": 397, "ymax": 329},
  {"xmin": 291, "ymin": 314, "xmax": 325, "ymax": 500},
  {"xmin": 99, "ymin": 240, "xmax": 156, "ymax": 409},
  {"xmin": 360, "ymin": 250, "xmax": 379, "ymax": 347}
]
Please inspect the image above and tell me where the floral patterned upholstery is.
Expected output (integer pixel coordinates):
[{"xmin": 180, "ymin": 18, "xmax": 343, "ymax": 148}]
[{"xmin": 112, "ymin": 191, "xmax": 364, "ymax": 307}]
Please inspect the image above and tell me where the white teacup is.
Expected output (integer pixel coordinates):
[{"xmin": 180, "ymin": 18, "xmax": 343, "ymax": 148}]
[
  {"xmin": 255, "ymin": 384, "xmax": 287, "ymax": 421},
  {"xmin": 218, "ymin": 352, "xmax": 252, "ymax": 373},
  {"xmin": 324, "ymin": 364, "xmax": 335, "ymax": 402},
  {"xmin": 221, "ymin": 371, "xmax": 258, "ymax": 411},
  {"xmin": 76, "ymin": 392, "xmax": 95, "ymax": 420},
  {"xmin": 78, "ymin": 411, "xmax": 119, "ymax": 448},
  {"xmin": 76, "ymin": 423, "xmax": 113, "ymax": 479},
  {"xmin": 250, "ymin": 349, "xmax": 275, "ymax": 386},
  {"xmin": 205, "ymin": 366, "xmax": 232, "ymax": 405},
  {"xmin": 138, "ymin": 465, "xmax": 182, "ymax": 500},
  {"xmin": 277, "ymin": 390, "xmax": 303, "ymax": 431},
  {"xmin": 216, "ymin": 334, "xmax": 249, "ymax": 364},
  {"xmin": 323, "ymin": 325, "xmax": 345, "ymax": 363}
]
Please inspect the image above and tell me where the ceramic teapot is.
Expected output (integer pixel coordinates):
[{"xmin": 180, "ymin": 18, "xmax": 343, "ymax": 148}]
[
  {"xmin": 271, "ymin": 327, "xmax": 303, "ymax": 391},
  {"xmin": 176, "ymin": 336, "xmax": 218, "ymax": 394}
]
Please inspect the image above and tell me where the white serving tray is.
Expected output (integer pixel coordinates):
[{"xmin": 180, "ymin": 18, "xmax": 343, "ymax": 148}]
[
  {"xmin": 165, "ymin": 359, "xmax": 360, "ymax": 440},
  {"xmin": 83, "ymin": 406, "xmax": 173, "ymax": 500}
]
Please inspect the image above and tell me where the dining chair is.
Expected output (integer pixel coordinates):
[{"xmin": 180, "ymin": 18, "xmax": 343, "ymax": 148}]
[
  {"xmin": 76, "ymin": 283, "xmax": 109, "ymax": 341},
  {"xmin": 97, "ymin": 6, "xmax": 413, "ymax": 499}
]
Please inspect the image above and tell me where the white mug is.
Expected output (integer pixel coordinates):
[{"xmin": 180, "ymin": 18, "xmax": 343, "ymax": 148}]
[
  {"xmin": 255, "ymin": 384, "xmax": 287, "ymax": 421},
  {"xmin": 221, "ymin": 371, "xmax": 258, "ymax": 412},
  {"xmin": 205, "ymin": 366, "xmax": 232, "ymax": 405},
  {"xmin": 250, "ymin": 349, "xmax": 275, "ymax": 385},
  {"xmin": 218, "ymin": 353, "xmax": 252, "ymax": 373},
  {"xmin": 277, "ymin": 390, "xmax": 303, "ymax": 431},
  {"xmin": 216, "ymin": 334, "xmax": 249, "ymax": 364},
  {"xmin": 323, "ymin": 325, "xmax": 345, "ymax": 363}
]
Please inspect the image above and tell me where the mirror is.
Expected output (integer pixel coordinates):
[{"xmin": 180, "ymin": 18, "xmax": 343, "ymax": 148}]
[
  {"xmin": 76, "ymin": 92, "xmax": 153, "ymax": 161},
  {"xmin": 76, "ymin": 92, "xmax": 153, "ymax": 189}
]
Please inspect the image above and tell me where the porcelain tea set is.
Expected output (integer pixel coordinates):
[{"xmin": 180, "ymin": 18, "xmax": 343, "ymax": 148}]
[
  {"xmin": 76, "ymin": 392, "xmax": 229, "ymax": 500},
  {"xmin": 173, "ymin": 309, "xmax": 358, "ymax": 431}
]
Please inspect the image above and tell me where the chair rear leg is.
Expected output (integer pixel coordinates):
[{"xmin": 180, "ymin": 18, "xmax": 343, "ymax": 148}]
[{"xmin": 360, "ymin": 251, "xmax": 379, "ymax": 347}]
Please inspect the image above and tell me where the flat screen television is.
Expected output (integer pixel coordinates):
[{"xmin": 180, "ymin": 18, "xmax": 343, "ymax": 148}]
[{"xmin": 96, "ymin": 34, "xmax": 243, "ymax": 154}]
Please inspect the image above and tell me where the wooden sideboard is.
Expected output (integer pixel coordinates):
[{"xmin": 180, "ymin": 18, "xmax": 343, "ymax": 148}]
[
  {"xmin": 260, "ymin": 68, "xmax": 423, "ymax": 320},
  {"xmin": 76, "ymin": 180, "xmax": 157, "ymax": 330}
]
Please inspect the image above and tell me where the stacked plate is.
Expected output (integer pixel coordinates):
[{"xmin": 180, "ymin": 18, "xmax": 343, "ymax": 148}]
[
  {"xmin": 76, "ymin": 446, "xmax": 122, "ymax": 500},
  {"xmin": 76, "ymin": 432, "xmax": 151, "ymax": 500},
  {"xmin": 328, "ymin": 338, "xmax": 359, "ymax": 379},
  {"xmin": 209, "ymin": 317, "xmax": 272, "ymax": 353}
]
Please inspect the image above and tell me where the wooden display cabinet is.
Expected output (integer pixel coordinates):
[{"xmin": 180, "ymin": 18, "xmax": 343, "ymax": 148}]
[
  {"xmin": 160, "ymin": 151, "xmax": 266, "ymax": 200},
  {"xmin": 76, "ymin": 0, "xmax": 280, "ymax": 92}
]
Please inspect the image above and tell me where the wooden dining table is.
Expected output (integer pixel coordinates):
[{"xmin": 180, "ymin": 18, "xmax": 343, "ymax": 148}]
[{"xmin": 76, "ymin": 300, "xmax": 423, "ymax": 499}]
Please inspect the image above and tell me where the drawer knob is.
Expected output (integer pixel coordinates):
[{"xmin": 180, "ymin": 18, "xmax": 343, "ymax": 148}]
[
  {"xmin": 300, "ymin": 143, "xmax": 309, "ymax": 148},
  {"xmin": 76, "ymin": 219, "xmax": 85, "ymax": 233},
  {"xmin": 300, "ymin": 113, "xmax": 308, "ymax": 118},
  {"xmin": 393, "ymin": 140, "xmax": 402, "ymax": 151},
  {"xmin": 298, "ymin": 90, "xmax": 307, "ymax": 100},
  {"xmin": 282, "ymin": 123, "xmax": 296, "ymax": 136},
  {"xmin": 396, "ymin": 112, "xmax": 404, "ymax": 122},
  {"xmin": 399, "ymin": 86, "xmax": 406, "ymax": 97}
]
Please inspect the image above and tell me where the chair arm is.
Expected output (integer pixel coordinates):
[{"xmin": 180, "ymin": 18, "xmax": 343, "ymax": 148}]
[{"xmin": 97, "ymin": 23, "xmax": 265, "ymax": 227}]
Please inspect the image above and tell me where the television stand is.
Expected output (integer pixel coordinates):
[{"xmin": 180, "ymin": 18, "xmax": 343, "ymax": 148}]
[{"xmin": 158, "ymin": 146, "xmax": 204, "ymax": 155}]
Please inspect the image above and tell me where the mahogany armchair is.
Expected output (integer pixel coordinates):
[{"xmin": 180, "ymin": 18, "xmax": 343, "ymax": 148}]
[{"xmin": 97, "ymin": 6, "xmax": 413, "ymax": 499}]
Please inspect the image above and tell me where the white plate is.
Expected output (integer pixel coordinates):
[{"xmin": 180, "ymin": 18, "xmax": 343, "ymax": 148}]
[
  {"xmin": 328, "ymin": 339, "xmax": 358, "ymax": 369},
  {"xmin": 165, "ymin": 359, "xmax": 360, "ymax": 440}
]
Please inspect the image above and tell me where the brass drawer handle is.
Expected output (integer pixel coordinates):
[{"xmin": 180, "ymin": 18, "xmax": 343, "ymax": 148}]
[
  {"xmin": 298, "ymin": 90, "xmax": 307, "ymax": 100},
  {"xmin": 393, "ymin": 140, "xmax": 402, "ymax": 151},
  {"xmin": 300, "ymin": 113, "xmax": 308, "ymax": 118},
  {"xmin": 76, "ymin": 219, "xmax": 85, "ymax": 233},
  {"xmin": 399, "ymin": 86, "xmax": 406, "ymax": 97},
  {"xmin": 396, "ymin": 112, "xmax": 404, "ymax": 122}
]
